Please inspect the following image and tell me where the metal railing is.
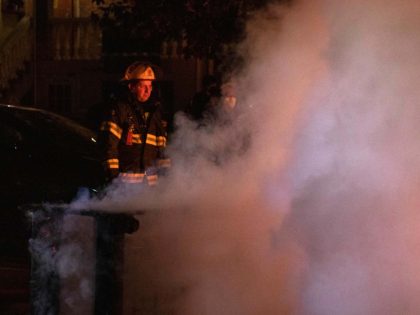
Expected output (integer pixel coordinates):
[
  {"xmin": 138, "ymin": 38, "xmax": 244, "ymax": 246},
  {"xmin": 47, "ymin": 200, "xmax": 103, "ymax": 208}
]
[
  {"xmin": 46, "ymin": 20, "xmax": 210, "ymax": 62},
  {"xmin": 0, "ymin": 16, "xmax": 31, "ymax": 90},
  {"xmin": 46, "ymin": 18, "xmax": 102, "ymax": 61}
]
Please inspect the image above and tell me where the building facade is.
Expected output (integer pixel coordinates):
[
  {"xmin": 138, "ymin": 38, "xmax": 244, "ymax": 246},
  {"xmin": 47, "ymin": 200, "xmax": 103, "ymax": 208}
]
[{"xmin": 0, "ymin": 0, "xmax": 215, "ymax": 127}]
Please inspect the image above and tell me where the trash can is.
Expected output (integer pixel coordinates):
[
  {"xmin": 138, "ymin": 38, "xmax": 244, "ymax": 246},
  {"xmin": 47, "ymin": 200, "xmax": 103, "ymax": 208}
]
[{"xmin": 29, "ymin": 205, "xmax": 140, "ymax": 315}]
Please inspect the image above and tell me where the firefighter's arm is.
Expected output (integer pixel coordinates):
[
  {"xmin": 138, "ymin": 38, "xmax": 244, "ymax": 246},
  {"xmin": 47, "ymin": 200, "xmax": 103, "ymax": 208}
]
[
  {"xmin": 98, "ymin": 106, "xmax": 123, "ymax": 181},
  {"xmin": 156, "ymin": 124, "xmax": 171, "ymax": 175}
]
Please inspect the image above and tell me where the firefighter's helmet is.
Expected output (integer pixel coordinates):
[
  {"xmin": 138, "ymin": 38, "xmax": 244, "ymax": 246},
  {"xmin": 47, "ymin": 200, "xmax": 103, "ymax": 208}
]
[{"xmin": 122, "ymin": 62, "xmax": 155, "ymax": 81}]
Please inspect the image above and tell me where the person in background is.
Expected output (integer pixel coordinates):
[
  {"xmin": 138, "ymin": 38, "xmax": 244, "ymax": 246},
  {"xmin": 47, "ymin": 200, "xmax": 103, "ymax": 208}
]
[
  {"xmin": 185, "ymin": 74, "xmax": 220, "ymax": 121},
  {"xmin": 98, "ymin": 61, "xmax": 170, "ymax": 185},
  {"xmin": 219, "ymin": 81, "xmax": 237, "ymax": 112},
  {"xmin": 212, "ymin": 79, "xmax": 250, "ymax": 164},
  {"xmin": 201, "ymin": 80, "xmax": 238, "ymax": 124}
]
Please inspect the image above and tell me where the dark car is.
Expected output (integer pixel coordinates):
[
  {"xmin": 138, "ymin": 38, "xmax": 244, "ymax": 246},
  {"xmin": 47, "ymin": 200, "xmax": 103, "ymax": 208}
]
[{"xmin": 0, "ymin": 104, "xmax": 105, "ymax": 314}]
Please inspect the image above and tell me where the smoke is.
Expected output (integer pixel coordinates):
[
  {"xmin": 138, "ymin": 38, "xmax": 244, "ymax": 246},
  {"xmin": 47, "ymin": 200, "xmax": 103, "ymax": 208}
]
[
  {"xmin": 29, "ymin": 206, "xmax": 95, "ymax": 315},
  {"xmin": 284, "ymin": 1, "xmax": 420, "ymax": 314},
  {"xmin": 65, "ymin": 0, "xmax": 420, "ymax": 314}
]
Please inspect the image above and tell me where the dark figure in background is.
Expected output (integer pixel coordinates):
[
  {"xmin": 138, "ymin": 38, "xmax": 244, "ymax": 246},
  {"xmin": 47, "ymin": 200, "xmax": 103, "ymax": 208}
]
[
  {"xmin": 197, "ymin": 80, "xmax": 239, "ymax": 125},
  {"xmin": 211, "ymin": 81, "xmax": 238, "ymax": 120},
  {"xmin": 185, "ymin": 74, "xmax": 220, "ymax": 121},
  {"xmin": 98, "ymin": 61, "xmax": 170, "ymax": 186},
  {"xmin": 187, "ymin": 78, "xmax": 250, "ymax": 166}
]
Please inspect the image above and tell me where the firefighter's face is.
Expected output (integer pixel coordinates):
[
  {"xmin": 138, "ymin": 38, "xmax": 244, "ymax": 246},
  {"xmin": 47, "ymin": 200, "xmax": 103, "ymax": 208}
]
[{"xmin": 130, "ymin": 80, "xmax": 153, "ymax": 102}]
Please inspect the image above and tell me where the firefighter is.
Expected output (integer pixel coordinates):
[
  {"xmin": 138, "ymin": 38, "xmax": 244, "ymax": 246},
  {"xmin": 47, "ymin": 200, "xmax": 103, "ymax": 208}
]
[
  {"xmin": 185, "ymin": 74, "xmax": 220, "ymax": 121},
  {"xmin": 98, "ymin": 62, "xmax": 170, "ymax": 185}
]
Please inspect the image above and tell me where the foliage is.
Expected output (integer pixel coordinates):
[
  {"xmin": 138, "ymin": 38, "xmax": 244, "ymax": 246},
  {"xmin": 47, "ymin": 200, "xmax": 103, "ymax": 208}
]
[{"xmin": 92, "ymin": 0, "xmax": 291, "ymax": 59}]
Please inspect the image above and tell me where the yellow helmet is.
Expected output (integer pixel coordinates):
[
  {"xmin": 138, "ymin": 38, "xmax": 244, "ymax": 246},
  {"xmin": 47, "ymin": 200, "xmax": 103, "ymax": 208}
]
[{"xmin": 122, "ymin": 62, "xmax": 155, "ymax": 81}]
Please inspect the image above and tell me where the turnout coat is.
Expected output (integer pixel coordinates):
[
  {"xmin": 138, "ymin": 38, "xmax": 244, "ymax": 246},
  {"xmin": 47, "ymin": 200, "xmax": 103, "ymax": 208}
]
[{"xmin": 98, "ymin": 93, "xmax": 169, "ymax": 185}]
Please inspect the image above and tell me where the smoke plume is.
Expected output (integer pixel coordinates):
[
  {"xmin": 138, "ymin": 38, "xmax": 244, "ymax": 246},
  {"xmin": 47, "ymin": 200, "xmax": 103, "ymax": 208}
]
[{"xmin": 68, "ymin": 0, "xmax": 420, "ymax": 314}]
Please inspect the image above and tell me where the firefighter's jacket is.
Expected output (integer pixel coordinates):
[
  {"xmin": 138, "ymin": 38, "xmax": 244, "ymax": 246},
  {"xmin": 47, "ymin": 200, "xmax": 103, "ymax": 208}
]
[{"xmin": 98, "ymin": 94, "xmax": 169, "ymax": 185}]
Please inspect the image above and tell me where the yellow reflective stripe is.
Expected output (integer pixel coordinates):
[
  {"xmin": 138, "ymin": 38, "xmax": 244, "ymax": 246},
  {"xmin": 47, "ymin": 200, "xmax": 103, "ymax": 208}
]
[
  {"xmin": 145, "ymin": 134, "xmax": 157, "ymax": 146},
  {"xmin": 145, "ymin": 134, "xmax": 166, "ymax": 146},
  {"xmin": 100, "ymin": 121, "xmax": 122, "ymax": 139},
  {"xmin": 157, "ymin": 136, "xmax": 166, "ymax": 147},
  {"xmin": 119, "ymin": 172, "xmax": 145, "ymax": 183},
  {"xmin": 120, "ymin": 172, "xmax": 144, "ymax": 179},
  {"xmin": 118, "ymin": 173, "xmax": 158, "ymax": 185},
  {"xmin": 106, "ymin": 159, "xmax": 119, "ymax": 169},
  {"xmin": 147, "ymin": 174, "xmax": 158, "ymax": 186},
  {"xmin": 132, "ymin": 133, "xmax": 142, "ymax": 144},
  {"xmin": 100, "ymin": 130, "xmax": 165, "ymax": 146},
  {"xmin": 157, "ymin": 159, "xmax": 171, "ymax": 168}
]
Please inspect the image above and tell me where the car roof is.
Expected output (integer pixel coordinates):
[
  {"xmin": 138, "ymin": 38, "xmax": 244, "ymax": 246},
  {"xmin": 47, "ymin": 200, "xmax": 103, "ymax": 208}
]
[
  {"xmin": 0, "ymin": 103, "xmax": 99, "ymax": 157},
  {"xmin": 0, "ymin": 103, "xmax": 95, "ymax": 137}
]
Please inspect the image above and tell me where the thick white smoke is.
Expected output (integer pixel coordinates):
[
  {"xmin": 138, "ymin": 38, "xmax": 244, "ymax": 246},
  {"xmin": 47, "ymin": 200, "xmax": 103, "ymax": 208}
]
[
  {"xmin": 68, "ymin": 0, "xmax": 420, "ymax": 314},
  {"xmin": 284, "ymin": 1, "xmax": 420, "ymax": 314}
]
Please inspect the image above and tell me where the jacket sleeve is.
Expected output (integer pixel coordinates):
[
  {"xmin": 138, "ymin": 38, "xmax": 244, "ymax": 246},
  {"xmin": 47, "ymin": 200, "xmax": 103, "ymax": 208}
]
[
  {"xmin": 98, "ymin": 104, "xmax": 123, "ymax": 179},
  {"xmin": 155, "ymin": 106, "xmax": 171, "ymax": 172}
]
